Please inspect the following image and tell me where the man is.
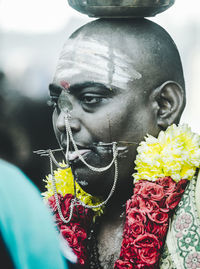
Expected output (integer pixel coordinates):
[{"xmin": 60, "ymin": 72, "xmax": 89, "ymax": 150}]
[{"xmin": 46, "ymin": 19, "xmax": 199, "ymax": 268}]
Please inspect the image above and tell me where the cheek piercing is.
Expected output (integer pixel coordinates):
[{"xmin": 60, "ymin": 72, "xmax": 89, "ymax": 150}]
[
  {"xmin": 34, "ymin": 113, "xmax": 120, "ymax": 223},
  {"xmin": 64, "ymin": 115, "xmax": 118, "ymax": 172}
]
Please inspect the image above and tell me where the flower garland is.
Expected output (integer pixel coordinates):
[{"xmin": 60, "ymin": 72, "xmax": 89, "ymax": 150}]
[
  {"xmin": 43, "ymin": 162, "xmax": 104, "ymax": 217},
  {"xmin": 43, "ymin": 124, "xmax": 200, "ymax": 268},
  {"xmin": 134, "ymin": 124, "xmax": 200, "ymax": 182}
]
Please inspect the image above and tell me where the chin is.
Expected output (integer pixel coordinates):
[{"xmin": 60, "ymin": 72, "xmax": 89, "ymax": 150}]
[{"xmin": 72, "ymin": 165, "xmax": 115, "ymax": 198}]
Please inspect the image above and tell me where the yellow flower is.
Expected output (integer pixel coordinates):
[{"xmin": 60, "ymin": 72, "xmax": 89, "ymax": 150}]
[
  {"xmin": 42, "ymin": 162, "xmax": 103, "ymax": 216},
  {"xmin": 133, "ymin": 124, "xmax": 200, "ymax": 182}
]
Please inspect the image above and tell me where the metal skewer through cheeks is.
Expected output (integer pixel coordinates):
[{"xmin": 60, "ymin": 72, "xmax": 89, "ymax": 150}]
[
  {"xmin": 34, "ymin": 112, "xmax": 119, "ymax": 223},
  {"xmin": 34, "ymin": 111, "xmax": 138, "ymax": 223}
]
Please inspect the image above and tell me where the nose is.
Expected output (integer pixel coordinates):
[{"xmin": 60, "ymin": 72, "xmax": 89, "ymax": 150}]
[{"xmin": 56, "ymin": 111, "xmax": 81, "ymax": 133}]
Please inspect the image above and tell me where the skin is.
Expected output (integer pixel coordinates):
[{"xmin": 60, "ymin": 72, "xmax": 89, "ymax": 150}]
[
  {"xmin": 50, "ymin": 18, "xmax": 185, "ymax": 268},
  {"xmin": 51, "ymin": 18, "xmax": 185, "ymax": 204}
]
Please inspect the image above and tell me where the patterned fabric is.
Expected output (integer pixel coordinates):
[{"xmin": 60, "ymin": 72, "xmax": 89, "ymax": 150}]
[{"xmin": 160, "ymin": 171, "xmax": 200, "ymax": 269}]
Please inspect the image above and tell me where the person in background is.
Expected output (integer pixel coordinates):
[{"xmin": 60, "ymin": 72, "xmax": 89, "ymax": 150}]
[{"xmin": 0, "ymin": 158, "xmax": 78, "ymax": 268}]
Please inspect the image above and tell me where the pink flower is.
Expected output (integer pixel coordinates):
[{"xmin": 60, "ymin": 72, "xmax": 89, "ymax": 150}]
[
  {"xmin": 176, "ymin": 179, "xmax": 188, "ymax": 194},
  {"xmin": 114, "ymin": 259, "xmax": 134, "ymax": 269},
  {"xmin": 137, "ymin": 182, "xmax": 164, "ymax": 201},
  {"xmin": 60, "ymin": 223, "xmax": 88, "ymax": 265},
  {"xmin": 48, "ymin": 193, "xmax": 64, "ymax": 212},
  {"xmin": 60, "ymin": 224, "xmax": 78, "ymax": 247},
  {"xmin": 166, "ymin": 192, "xmax": 182, "ymax": 210},
  {"xmin": 138, "ymin": 247, "xmax": 159, "ymax": 265},
  {"xmin": 134, "ymin": 233, "xmax": 161, "ymax": 250},
  {"xmin": 136, "ymin": 264, "xmax": 156, "ymax": 269},
  {"xmin": 148, "ymin": 211, "xmax": 169, "ymax": 224},
  {"xmin": 138, "ymin": 197, "xmax": 160, "ymax": 213},
  {"xmin": 156, "ymin": 177, "xmax": 176, "ymax": 195},
  {"xmin": 186, "ymin": 252, "xmax": 200, "ymax": 269},
  {"xmin": 130, "ymin": 222, "xmax": 145, "ymax": 238},
  {"xmin": 175, "ymin": 213, "xmax": 192, "ymax": 231},
  {"xmin": 126, "ymin": 196, "xmax": 140, "ymax": 212},
  {"xmin": 120, "ymin": 238, "xmax": 137, "ymax": 263},
  {"xmin": 134, "ymin": 181, "xmax": 146, "ymax": 194},
  {"xmin": 146, "ymin": 221, "xmax": 168, "ymax": 241},
  {"xmin": 127, "ymin": 208, "xmax": 147, "ymax": 226}
]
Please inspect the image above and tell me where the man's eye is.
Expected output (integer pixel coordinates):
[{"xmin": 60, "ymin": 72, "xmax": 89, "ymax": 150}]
[{"xmin": 81, "ymin": 95, "xmax": 102, "ymax": 105}]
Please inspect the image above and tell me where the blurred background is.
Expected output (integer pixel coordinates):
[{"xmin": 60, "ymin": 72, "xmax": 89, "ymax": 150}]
[{"xmin": 0, "ymin": 0, "xmax": 199, "ymax": 191}]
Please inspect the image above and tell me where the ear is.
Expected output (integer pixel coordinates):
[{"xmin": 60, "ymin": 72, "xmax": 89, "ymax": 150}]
[{"xmin": 153, "ymin": 81, "xmax": 185, "ymax": 129}]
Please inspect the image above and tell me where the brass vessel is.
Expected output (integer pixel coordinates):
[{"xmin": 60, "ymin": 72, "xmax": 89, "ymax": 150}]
[{"xmin": 68, "ymin": 0, "xmax": 175, "ymax": 18}]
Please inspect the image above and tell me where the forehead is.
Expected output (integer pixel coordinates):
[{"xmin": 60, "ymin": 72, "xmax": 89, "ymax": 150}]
[{"xmin": 53, "ymin": 38, "xmax": 142, "ymax": 90}]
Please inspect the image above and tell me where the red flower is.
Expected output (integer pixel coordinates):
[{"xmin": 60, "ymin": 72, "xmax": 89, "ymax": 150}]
[
  {"xmin": 136, "ymin": 264, "xmax": 156, "ymax": 269},
  {"xmin": 75, "ymin": 225, "xmax": 87, "ymax": 241},
  {"xmin": 120, "ymin": 237, "xmax": 135, "ymax": 251},
  {"xmin": 165, "ymin": 192, "xmax": 182, "ymax": 210},
  {"xmin": 138, "ymin": 197, "xmax": 160, "ymax": 213},
  {"xmin": 127, "ymin": 208, "xmax": 146, "ymax": 226},
  {"xmin": 48, "ymin": 193, "xmax": 64, "ymax": 212},
  {"xmin": 176, "ymin": 179, "xmax": 188, "ymax": 194},
  {"xmin": 114, "ymin": 259, "xmax": 133, "ymax": 269},
  {"xmin": 146, "ymin": 221, "xmax": 168, "ymax": 240},
  {"xmin": 134, "ymin": 181, "xmax": 146, "ymax": 194},
  {"xmin": 63, "ymin": 194, "xmax": 73, "ymax": 213},
  {"xmin": 60, "ymin": 225, "xmax": 78, "ymax": 247},
  {"xmin": 120, "ymin": 238, "xmax": 137, "ymax": 262},
  {"xmin": 134, "ymin": 233, "xmax": 161, "ymax": 250},
  {"xmin": 156, "ymin": 177, "xmax": 176, "ymax": 195},
  {"xmin": 138, "ymin": 247, "xmax": 159, "ymax": 265},
  {"xmin": 147, "ymin": 211, "xmax": 169, "ymax": 224},
  {"xmin": 126, "ymin": 196, "xmax": 140, "ymax": 212},
  {"xmin": 129, "ymin": 222, "xmax": 145, "ymax": 238},
  {"xmin": 60, "ymin": 223, "xmax": 87, "ymax": 265},
  {"xmin": 137, "ymin": 182, "xmax": 164, "ymax": 201}
]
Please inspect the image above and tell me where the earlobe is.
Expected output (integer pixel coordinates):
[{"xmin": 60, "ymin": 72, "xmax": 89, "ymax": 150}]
[{"xmin": 154, "ymin": 81, "xmax": 185, "ymax": 129}]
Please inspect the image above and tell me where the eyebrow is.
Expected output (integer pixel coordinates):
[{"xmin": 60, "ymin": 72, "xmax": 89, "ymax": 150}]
[{"xmin": 49, "ymin": 82, "xmax": 113, "ymax": 96}]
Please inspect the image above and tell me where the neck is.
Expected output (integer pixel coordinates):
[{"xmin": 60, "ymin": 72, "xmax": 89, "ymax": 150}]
[
  {"xmin": 95, "ymin": 205, "xmax": 125, "ymax": 269},
  {"xmin": 102, "ymin": 181, "xmax": 133, "ymax": 219}
]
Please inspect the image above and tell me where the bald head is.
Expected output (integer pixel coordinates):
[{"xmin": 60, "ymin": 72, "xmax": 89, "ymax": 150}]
[
  {"xmin": 53, "ymin": 18, "xmax": 185, "ymax": 126},
  {"xmin": 56, "ymin": 18, "xmax": 184, "ymax": 94}
]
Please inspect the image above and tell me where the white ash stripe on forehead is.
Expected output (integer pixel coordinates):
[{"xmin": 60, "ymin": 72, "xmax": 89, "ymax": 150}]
[
  {"xmin": 54, "ymin": 39, "xmax": 142, "ymax": 88},
  {"xmin": 60, "ymin": 39, "xmax": 109, "ymax": 59}
]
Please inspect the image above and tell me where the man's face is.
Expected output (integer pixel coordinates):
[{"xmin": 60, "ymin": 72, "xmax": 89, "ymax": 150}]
[{"xmin": 51, "ymin": 37, "xmax": 159, "ymax": 200}]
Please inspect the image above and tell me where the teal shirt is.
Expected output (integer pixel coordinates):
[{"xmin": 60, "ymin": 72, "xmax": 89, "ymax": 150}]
[{"xmin": 0, "ymin": 159, "xmax": 68, "ymax": 269}]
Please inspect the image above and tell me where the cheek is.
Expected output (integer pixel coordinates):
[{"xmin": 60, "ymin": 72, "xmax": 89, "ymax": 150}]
[
  {"xmin": 83, "ymin": 105, "xmax": 132, "ymax": 142},
  {"xmin": 52, "ymin": 110, "xmax": 57, "ymax": 131},
  {"xmin": 84, "ymin": 115, "xmax": 112, "ymax": 141},
  {"xmin": 52, "ymin": 109, "xmax": 60, "ymax": 139},
  {"xmin": 104, "ymin": 106, "xmax": 134, "ymax": 141}
]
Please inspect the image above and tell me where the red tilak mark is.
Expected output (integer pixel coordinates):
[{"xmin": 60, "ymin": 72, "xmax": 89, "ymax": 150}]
[{"xmin": 60, "ymin": 80, "xmax": 70, "ymax": 90}]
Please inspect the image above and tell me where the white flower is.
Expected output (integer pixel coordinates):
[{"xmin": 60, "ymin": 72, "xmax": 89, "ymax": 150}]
[{"xmin": 133, "ymin": 124, "xmax": 200, "ymax": 182}]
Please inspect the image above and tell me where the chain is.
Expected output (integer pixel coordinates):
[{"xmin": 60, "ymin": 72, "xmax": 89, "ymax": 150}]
[
  {"xmin": 49, "ymin": 157, "xmax": 75, "ymax": 224},
  {"xmin": 77, "ymin": 157, "xmax": 118, "ymax": 209},
  {"xmin": 49, "ymin": 149, "xmax": 69, "ymax": 169},
  {"xmin": 43, "ymin": 111, "xmax": 120, "ymax": 221},
  {"xmin": 65, "ymin": 115, "xmax": 118, "ymax": 172}
]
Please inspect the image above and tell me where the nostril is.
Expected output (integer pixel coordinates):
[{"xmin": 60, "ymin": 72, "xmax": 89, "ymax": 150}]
[{"xmin": 67, "ymin": 118, "xmax": 81, "ymax": 132}]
